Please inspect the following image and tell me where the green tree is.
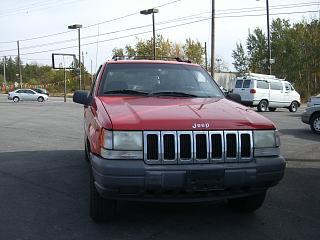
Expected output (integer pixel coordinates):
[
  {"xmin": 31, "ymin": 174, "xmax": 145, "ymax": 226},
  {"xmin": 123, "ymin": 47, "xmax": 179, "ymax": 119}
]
[
  {"xmin": 232, "ymin": 43, "xmax": 249, "ymax": 73},
  {"xmin": 183, "ymin": 38, "xmax": 204, "ymax": 65}
]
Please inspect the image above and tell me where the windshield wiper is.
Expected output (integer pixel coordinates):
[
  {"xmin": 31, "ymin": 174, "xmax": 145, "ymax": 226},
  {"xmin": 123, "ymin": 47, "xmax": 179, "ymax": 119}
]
[
  {"xmin": 150, "ymin": 91, "xmax": 198, "ymax": 97},
  {"xmin": 104, "ymin": 89, "xmax": 149, "ymax": 95}
]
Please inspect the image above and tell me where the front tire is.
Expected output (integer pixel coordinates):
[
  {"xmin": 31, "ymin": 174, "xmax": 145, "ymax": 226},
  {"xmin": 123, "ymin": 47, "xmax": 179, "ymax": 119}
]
[
  {"xmin": 13, "ymin": 97, "xmax": 20, "ymax": 102},
  {"xmin": 37, "ymin": 96, "xmax": 44, "ymax": 102},
  {"xmin": 90, "ymin": 171, "xmax": 116, "ymax": 222},
  {"xmin": 289, "ymin": 101, "xmax": 298, "ymax": 112},
  {"xmin": 228, "ymin": 191, "xmax": 266, "ymax": 212},
  {"xmin": 310, "ymin": 113, "xmax": 320, "ymax": 134},
  {"xmin": 257, "ymin": 100, "xmax": 268, "ymax": 112}
]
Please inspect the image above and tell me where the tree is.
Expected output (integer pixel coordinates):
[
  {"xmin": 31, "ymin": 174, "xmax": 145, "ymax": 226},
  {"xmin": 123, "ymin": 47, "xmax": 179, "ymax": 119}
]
[
  {"xmin": 232, "ymin": 43, "xmax": 249, "ymax": 73},
  {"xmin": 183, "ymin": 38, "xmax": 204, "ymax": 65}
]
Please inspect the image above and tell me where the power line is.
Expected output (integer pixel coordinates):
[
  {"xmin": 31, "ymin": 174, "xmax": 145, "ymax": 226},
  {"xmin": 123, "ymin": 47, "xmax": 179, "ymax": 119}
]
[
  {"xmin": 0, "ymin": 0, "xmax": 316, "ymax": 46},
  {"xmin": 0, "ymin": 2, "xmax": 318, "ymax": 53},
  {"xmin": 13, "ymin": 9, "xmax": 318, "ymax": 57}
]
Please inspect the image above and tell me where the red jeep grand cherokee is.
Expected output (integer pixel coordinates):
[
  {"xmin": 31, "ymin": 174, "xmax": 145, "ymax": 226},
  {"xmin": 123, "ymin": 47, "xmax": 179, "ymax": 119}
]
[{"xmin": 73, "ymin": 59, "xmax": 285, "ymax": 222}]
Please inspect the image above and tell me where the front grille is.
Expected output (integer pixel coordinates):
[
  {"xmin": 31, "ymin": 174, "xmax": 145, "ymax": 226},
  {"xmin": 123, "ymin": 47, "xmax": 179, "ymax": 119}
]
[{"xmin": 144, "ymin": 131, "xmax": 253, "ymax": 165}]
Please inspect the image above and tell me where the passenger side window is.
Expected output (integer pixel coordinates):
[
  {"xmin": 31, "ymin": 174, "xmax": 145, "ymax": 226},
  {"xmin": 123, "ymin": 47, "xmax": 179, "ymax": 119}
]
[
  {"xmin": 257, "ymin": 81, "xmax": 269, "ymax": 89},
  {"xmin": 235, "ymin": 80, "xmax": 243, "ymax": 88},
  {"xmin": 91, "ymin": 65, "xmax": 102, "ymax": 95},
  {"xmin": 243, "ymin": 80, "xmax": 251, "ymax": 88},
  {"xmin": 270, "ymin": 82, "xmax": 283, "ymax": 91}
]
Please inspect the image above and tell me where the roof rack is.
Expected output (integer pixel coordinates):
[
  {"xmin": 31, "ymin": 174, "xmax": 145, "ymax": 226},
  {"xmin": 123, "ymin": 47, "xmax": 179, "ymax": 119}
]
[{"xmin": 111, "ymin": 55, "xmax": 192, "ymax": 63}]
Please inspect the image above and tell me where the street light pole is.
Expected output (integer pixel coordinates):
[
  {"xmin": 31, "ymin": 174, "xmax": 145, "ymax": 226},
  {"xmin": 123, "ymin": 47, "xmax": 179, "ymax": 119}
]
[
  {"xmin": 68, "ymin": 24, "xmax": 82, "ymax": 89},
  {"xmin": 140, "ymin": 8, "xmax": 159, "ymax": 60}
]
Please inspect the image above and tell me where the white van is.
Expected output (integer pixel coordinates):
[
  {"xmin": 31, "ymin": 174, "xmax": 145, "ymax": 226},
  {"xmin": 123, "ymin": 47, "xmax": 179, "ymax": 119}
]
[{"xmin": 233, "ymin": 73, "xmax": 301, "ymax": 112}]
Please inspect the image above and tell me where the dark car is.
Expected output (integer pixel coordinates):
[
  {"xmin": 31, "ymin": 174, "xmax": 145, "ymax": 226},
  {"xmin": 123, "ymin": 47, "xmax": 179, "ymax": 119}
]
[{"xmin": 32, "ymin": 88, "xmax": 49, "ymax": 96}]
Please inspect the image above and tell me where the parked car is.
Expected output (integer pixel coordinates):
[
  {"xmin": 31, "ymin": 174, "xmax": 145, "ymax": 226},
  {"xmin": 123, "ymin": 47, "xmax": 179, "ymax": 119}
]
[
  {"xmin": 8, "ymin": 89, "xmax": 49, "ymax": 102},
  {"xmin": 233, "ymin": 73, "xmax": 301, "ymax": 112},
  {"xmin": 32, "ymin": 88, "xmax": 49, "ymax": 96},
  {"xmin": 73, "ymin": 58, "xmax": 285, "ymax": 222},
  {"xmin": 301, "ymin": 105, "xmax": 320, "ymax": 134},
  {"xmin": 307, "ymin": 94, "xmax": 320, "ymax": 107}
]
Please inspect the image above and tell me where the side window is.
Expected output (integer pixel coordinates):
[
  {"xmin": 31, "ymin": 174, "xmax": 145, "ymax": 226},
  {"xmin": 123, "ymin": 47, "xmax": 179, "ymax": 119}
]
[
  {"xmin": 16, "ymin": 90, "xmax": 23, "ymax": 93},
  {"xmin": 243, "ymin": 80, "xmax": 251, "ymax": 88},
  {"xmin": 90, "ymin": 65, "xmax": 102, "ymax": 95},
  {"xmin": 270, "ymin": 81, "xmax": 283, "ymax": 90},
  {"xmin": 285, "ymin": 82, "xmax": 291, "ymax": 91},
  {"xmin": 235, "ymin": 80, "xmax": 243, "ymax": 88},
  {"xmin": 257, "ymin": 81, "xmax": 269, "ymax": 89}
]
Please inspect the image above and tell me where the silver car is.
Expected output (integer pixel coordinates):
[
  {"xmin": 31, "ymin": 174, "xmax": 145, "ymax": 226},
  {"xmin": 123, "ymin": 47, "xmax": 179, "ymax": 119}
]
[
  {"xmin": 301, "ymin": 105, "xmax": 320, "ymax": 134},
  {"xmin": 8, "ymin": 89, "xmax": 49, "ymax": 102}
]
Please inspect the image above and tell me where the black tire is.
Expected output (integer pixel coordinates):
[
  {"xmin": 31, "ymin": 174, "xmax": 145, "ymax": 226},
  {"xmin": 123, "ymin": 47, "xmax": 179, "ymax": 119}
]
[
  {"xmin": 269, "ymin": 107, "xmax": 276, "ymax": 112},
  {"xmin": 37, "ymin": 96, "xmax": 44, "ymax": 102},
  {"xmin": 90, "ymin": 171, "xmax": 116, "ymax": 222},
  {"xmin": 13, "ymin": 97, "xmax": 20, "ymax": 102},
  {"xmin": 310, "ymin": 113, "xmax": 320, "ymax": 134},
  {"xmin": 84, "ymin": 139, "xmax": 90, "ymax": 162},
  {"xmin": 257, "ymin": 100, "xmax": 268, "ymax": 112},
  {"xmin": 289, "ymin": 101, "xmax": 298, "ymax": 112},
  {"xmin": 228, "ymin": 191, "xmax": 266, "ymax": 213}
]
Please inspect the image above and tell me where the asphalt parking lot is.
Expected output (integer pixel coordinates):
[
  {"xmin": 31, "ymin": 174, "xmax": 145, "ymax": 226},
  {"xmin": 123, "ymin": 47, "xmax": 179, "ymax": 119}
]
[{"xmin": 0, "ymin": 94, "xmax": 319, "ymax": 240}]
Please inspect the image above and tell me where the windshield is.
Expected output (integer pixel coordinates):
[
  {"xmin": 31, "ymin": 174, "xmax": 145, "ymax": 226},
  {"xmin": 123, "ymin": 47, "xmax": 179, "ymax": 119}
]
[{"xmin": 99, "ymin": 63, "xmax": 224, "ymax": 98}]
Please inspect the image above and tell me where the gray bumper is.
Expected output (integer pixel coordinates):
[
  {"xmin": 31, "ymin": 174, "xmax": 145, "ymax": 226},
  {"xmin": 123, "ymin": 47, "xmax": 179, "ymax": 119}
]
[
  {"xmin": 301, "ymin": 112, "xmax": 310, "ymax": 124},
  {"xmin": 91, "ymin": 155, "xmax": 286, "ymax": 202}
]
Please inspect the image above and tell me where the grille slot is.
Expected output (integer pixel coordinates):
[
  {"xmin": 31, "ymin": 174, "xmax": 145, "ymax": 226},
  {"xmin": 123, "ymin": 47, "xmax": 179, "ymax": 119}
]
[
  {"xmin": 241, "ymin": 134, "xmax": 251, "ymax": 158},
  {"xmin": 226, "ymin": 133, "xmax": 237, "ymax": 158},
  {"xmin": 163, "ymin": 134, "xmax": 175, "ymax": 160},
  {"xmin": 147, "ymin": 134, "xmax": 159, "ymax": 160},
  {"xmin": 196, "ymin": 134, "xmax": 207, "ymax": 159},
  {"xmin": 179, "ymin": 134, "xmax": 192, "ymax": 159},
  {"xmin": 211, "ymin": 134, "xmax": 222, "ymax": 159}
]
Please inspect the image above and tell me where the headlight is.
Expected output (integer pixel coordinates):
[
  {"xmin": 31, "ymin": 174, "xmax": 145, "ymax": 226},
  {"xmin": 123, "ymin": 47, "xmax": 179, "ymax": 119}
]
[
  {"xmin": 113, "ymin": 131, "xmax": 143, "ymax": 150},
  {"xmin": 253, "ymin": 130, "xmax": 280, "ymax": 157},
  {"xmin": 101, "ymin": 130, "xmax": 143, "ymax": 159}
]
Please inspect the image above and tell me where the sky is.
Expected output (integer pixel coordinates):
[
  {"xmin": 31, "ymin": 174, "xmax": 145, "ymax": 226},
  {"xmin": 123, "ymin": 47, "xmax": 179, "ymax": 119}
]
[{"xmin": 0, "ymin": 0, "xmax": 319, "ymax": 73}]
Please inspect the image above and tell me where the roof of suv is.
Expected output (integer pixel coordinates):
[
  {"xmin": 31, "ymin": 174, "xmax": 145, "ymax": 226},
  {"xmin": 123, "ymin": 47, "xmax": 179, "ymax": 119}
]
[{"xmin": 106, "ymin": 59, "xmax": 199, "ymax": 67}]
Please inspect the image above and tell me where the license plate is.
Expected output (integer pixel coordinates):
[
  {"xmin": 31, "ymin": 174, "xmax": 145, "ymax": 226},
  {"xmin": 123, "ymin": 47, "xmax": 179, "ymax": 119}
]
[{"xmin": 186, "ymin": 170, "xmax": 225, "ymax": 190}]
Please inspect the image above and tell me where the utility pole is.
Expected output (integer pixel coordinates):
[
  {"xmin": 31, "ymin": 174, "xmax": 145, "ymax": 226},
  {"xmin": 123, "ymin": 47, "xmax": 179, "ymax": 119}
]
[
  {"xmin": 78, "ymin": 28, "xmax": 82, "ymax": 90},
  {"xmin": 204, "ymin": 42, "xmax": 208, "ymax": 71},
  {"xmin": 3, "ymin": 56, "xmax": 6, "ymax": 85},
  {"xmin": 210, "ymin": 0, "xmax": 215, "ymax": 77},
  {"xmin": 266, "ymin": 0, "xmax": 272, "ymax": 75},
  {"xmin": 17, "ymin": 41, "xmax": 22, "ymax": 88},
  {"xmin": 82, "ymin": 51, "xmax": 85, "ymax": 90}
]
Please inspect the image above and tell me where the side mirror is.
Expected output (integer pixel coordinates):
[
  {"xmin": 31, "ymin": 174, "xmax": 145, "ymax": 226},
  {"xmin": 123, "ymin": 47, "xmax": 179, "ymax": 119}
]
[
  {"xmin": 73, "ymin": 90, "xmax": 92, "ymax": 105},
  {"xmin": 226, "ymin": 93, "xmax": 242, "ymax": 104}
]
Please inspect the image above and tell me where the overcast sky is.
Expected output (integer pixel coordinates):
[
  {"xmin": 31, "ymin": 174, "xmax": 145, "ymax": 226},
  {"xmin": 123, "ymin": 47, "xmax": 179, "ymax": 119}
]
[{"xmin": 0, "ymin": 0, "xmax": 319, "ymax": 72}]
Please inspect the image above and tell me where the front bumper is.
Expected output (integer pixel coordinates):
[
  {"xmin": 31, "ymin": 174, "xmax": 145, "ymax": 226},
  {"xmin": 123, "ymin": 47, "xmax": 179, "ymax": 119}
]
[
  {"xmin": 301, "ymin": 112, "xmax": 310, "ymax": 124},
  {"xmin": 91, "ymin": 155, "xmax": 286, "ymax": 202}
]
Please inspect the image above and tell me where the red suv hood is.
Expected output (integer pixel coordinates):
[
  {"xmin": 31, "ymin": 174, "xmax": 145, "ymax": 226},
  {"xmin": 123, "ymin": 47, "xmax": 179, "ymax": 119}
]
[{"xmin": 99, "ymin": 96, "xmax": 275, "ymax": 130}]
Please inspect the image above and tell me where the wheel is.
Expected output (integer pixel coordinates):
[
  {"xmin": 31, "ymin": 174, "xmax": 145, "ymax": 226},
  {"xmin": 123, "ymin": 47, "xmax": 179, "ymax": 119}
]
[
  {"xmin": 310, "ymin": 113, "xmax": 320, "ymax": 134},
  {"xmin": 84, "ymin": 139, "xmax": 90, "ymax": 162},
  {"xmin": 257, "ymin": 100, "xmax": 268, "ymax": 112},
  {"xmin": 269, "ymin": 107, "xmax": 276, "ymax": 112},
  {"xmin": 13, "ymin": 97, "xmax": 20, "ymax": 102},
  {"xmin": 228, "ymin": 191, "xmax": 266, "ymax": 212},
  {"xmin": 289, "ymin": 101, "xmax": 298, "ymax": 112},
  {"xmin": 90, "ymin": 171, "xmax": 116, "ymax": 222},
  {"xmin": 37, "ymin": 97, "xmax": 44, "ymax": 102}
]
